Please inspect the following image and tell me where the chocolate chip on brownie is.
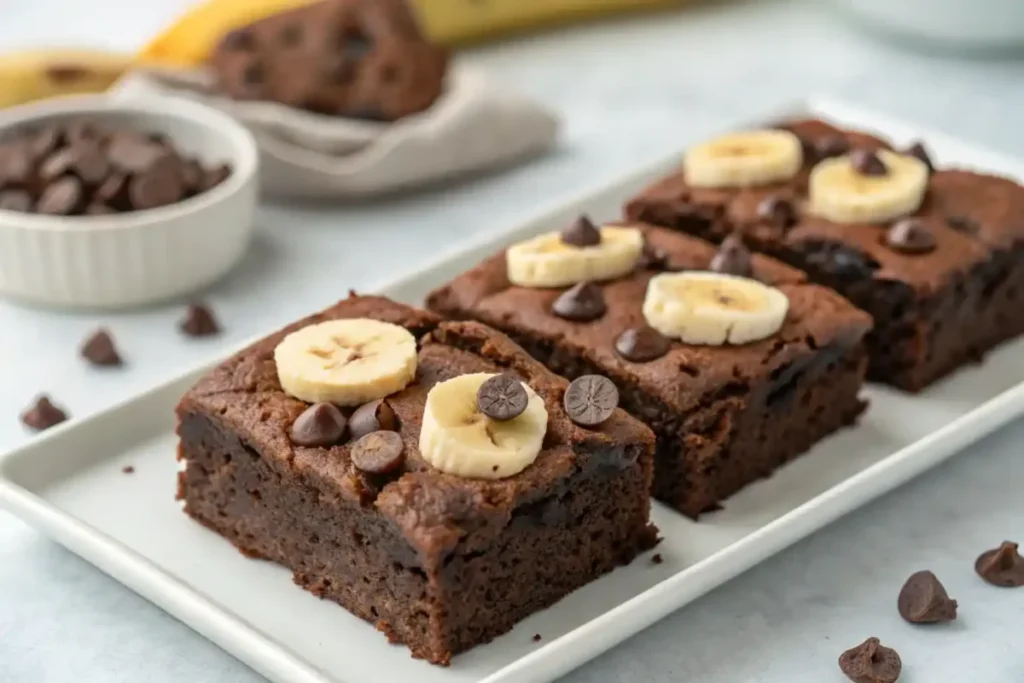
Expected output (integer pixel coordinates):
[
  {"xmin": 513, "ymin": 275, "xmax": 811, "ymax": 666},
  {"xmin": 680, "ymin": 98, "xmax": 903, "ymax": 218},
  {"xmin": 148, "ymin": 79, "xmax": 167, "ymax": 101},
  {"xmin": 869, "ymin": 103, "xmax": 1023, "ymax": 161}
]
[
  {"xmin": 816, "ymin": 134, "xmax": 850, "ymax": 159},
  {"xmin": 563, "ymin": 375, "xmax": 619, "ymax": 427},
  {"xmin": 850, "ymin": 149, "xmax": 888, "ymax": 176},
  {"xmin": 179, "ymin": 303, "xmax": 221, "ymax": 337},
  {"xmin": 615, "ymin": 325, "xmax": 670, "ymax": 363},
  {"xmin": 21, "ymin": 395, "xmax": 68, "ymax": 432},
  {"xmin": 975, "ymin": 541, "xmax": 1024, "ymax": 587},
  {"xmin": 636, "ymin": 240, "xmax": 669, "ymax": 270},
  {"xmin": 709, "ymin": 233, "xmax": 753, "ymax": 277},
  {"xmin": 290, "ymin": 403, "xmax": 348, "ymax": 447},
  {"xmin": 348, "ymin": 399, "xmax": 398, "ymax": 440},
  {"xmin": 477, "ymin": 374, "xmax": 529, "ymax": 421},
  {"xmin": 884, "ymin": 219, "xmax": 936, "ymax": 255},
  {"xmin": 904, "ymin": 141, "xmax": 934, "ymax": 173},
  {"xmin": 757, "ymin": 195, "xmax": 796, "ymax": 229},
  {"xmin": 946, "ymin": 214, "xmax": 979, "ymax": 234},
  {"xmin": 552, "ymin": 282, "xmax": 606, "ymax": 322},
  {"xmin": 561, "ymin": 215, "xmax": 602, "ymax": 248},
  {"xmin": 351, "ymin": 430, "xmax": 405, "ymax": 474},
  {"xmin": 80, "ymin": 328, "xmax": 123, "ymax": 367},
  {"xmin": 897, "ymin": 570, "xmax": 957, "ymax": 623}
]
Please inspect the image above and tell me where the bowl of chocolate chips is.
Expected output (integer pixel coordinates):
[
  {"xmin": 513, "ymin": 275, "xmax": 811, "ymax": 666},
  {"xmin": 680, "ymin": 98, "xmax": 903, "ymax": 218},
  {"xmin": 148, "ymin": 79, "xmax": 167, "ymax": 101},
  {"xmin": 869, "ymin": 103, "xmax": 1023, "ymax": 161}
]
[{"xmin": 0, "ymin": 94, "xmax": 258, "ymax": 309}]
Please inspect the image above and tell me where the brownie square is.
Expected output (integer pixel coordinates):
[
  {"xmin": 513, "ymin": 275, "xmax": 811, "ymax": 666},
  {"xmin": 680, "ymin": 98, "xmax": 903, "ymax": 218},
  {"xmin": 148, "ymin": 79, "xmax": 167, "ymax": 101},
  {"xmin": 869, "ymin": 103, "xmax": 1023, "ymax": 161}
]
[
  {"xmin": 175, "ymin": 294, "xmax": 657, "ymax": 665},
  {"xmin": 625, "ymin": 118, "xmax": 1024, "ymax": 391},
  {"xmin": 427, "ymin": 225, "xmax": 872, "ymax": 518}
]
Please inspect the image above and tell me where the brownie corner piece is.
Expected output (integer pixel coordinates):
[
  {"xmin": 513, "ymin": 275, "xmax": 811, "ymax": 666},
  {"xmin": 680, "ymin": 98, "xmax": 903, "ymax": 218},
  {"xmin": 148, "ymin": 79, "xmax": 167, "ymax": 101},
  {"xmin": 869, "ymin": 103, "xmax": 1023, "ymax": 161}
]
[{"xmin": 175, "ymin": 295, "xmax": 656, "ymax": 665}]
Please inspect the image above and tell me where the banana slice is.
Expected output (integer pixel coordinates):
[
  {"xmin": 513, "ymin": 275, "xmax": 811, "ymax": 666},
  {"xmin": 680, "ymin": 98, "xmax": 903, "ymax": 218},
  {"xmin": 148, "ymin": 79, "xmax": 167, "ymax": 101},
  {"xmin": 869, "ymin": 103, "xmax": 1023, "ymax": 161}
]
[
  {"xmin": 683, "ymin": 129, "xmax": 803, "ymax": 189},
  {"xmin": 643, "ymin": 272, "xmax": 788, "ymax": 345},
  {"xmin": 809, "ymin": 150, "xmax": 929, "ymax": 224},
  {"xmin": 274, "ymin": 318, "xmax": 417, "ymax": 406},
  {"xmin": 419, "ymin": 373, "xmax": 548, "ymax": 479},
  {"xmin": 506, "ymin": 225, "xmax": 643, "ymax": 288}
]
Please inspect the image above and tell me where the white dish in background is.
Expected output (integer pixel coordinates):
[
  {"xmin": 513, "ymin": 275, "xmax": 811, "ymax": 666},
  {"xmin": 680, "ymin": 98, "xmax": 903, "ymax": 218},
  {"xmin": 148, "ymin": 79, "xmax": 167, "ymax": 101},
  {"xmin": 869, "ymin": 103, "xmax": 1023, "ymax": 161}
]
[
  {"xmin": 3, "ymin": 98, "xmax": 1024, "ymax": 683},
  {"xmin": 0, "ymin": 94, "xmax": 258, "ymax": 310}
]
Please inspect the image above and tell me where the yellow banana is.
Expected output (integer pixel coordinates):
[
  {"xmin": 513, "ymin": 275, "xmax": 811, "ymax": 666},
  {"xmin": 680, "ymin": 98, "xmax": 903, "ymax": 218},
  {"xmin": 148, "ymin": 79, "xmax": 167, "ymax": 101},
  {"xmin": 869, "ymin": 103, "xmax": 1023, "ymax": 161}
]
[{"xmin": 0, "ymin": 49, "xmax": 131, "ymax": 109}]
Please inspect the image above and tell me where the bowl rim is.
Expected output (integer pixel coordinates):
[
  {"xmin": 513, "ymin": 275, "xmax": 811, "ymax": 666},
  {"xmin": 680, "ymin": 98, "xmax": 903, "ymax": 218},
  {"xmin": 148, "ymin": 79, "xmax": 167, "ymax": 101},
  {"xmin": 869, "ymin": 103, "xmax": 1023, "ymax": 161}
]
[{"xmin": 0, "ymin": 93, "xmax": 258, "ymax": 232}]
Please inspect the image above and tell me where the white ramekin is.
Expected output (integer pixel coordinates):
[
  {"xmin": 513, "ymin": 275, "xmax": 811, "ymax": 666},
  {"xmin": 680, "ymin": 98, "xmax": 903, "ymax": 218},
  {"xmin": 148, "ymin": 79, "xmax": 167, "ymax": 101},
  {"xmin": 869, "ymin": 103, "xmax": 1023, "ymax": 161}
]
[{"xmin": 0, "ymin": 94, "xmax": 258, "ymax": 310}]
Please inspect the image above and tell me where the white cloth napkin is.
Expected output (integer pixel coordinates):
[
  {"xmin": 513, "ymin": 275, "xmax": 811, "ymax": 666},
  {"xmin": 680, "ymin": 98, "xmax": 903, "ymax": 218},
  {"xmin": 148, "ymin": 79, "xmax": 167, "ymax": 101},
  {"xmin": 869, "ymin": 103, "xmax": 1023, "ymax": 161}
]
[{"xmin": 110, "ymin": 66, "xmax": 560, "ymax": 199}]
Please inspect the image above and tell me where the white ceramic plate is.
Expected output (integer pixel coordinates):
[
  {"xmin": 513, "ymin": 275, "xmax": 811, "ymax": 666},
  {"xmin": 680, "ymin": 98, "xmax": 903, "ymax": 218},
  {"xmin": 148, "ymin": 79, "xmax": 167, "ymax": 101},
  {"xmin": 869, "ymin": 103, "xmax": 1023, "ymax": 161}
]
[{"xmin": 3, "ymin": 99, "xmax": 1024, "ymax": 683}]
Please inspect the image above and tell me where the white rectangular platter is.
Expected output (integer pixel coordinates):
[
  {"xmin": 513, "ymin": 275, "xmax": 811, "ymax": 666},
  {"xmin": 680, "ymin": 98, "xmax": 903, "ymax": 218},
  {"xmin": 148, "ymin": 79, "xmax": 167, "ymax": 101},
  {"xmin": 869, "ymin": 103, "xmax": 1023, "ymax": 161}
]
[{"xmin": 4, "ymin": 99, "xmax": 1024, "ymax": 683}]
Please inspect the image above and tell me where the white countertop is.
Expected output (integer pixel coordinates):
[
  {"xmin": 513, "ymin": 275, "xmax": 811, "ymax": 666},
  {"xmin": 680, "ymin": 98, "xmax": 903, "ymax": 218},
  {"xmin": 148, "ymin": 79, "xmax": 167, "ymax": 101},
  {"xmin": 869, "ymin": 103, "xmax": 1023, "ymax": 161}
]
[{"xmin": 2, "ymin": 1, "xmax": 1023, "ymax": 681}]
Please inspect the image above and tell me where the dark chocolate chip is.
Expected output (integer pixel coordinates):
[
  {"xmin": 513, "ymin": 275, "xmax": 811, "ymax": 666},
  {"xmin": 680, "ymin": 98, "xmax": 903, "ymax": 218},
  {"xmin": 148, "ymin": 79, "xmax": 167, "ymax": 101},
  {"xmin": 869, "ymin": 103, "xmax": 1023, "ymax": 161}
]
[
  {"xmin": 560, "ymin": 214, "xmax": 602, "ymax": 248},
  {"xmin": 838, "ymin": 638, "xmax": 902, "ymax": 683},
  {"xmin": 531, "ymin": 634, "xmax": 542, "ymax": 643},
  {"xmin": 222, "ymin": 29, "xmax": 254, "ymax": 51},
  {"xmin": 21, "ymin": 395, "xmax": 68, "ymax": 431},
  {"xmin": 757, "ymin": 195, "xmax": 796, "ymax": 229},
  {"xmin": 39, "ymin": 148, "xmax": 76, "ymax": 182},
  {"xmin": 551, "ymin": 281, "xmax": 606, "ymax": 322},
  {"xmin": 37, "ymin": 176, "xmax": 83, "ymax": 215},
  {"xmin": 290, "ymin": 403, "xmax": 347, "ymax": 447},
  {"xmin": 904, "ymin": 141, "xmax": 934, "ymax": 173},
  {"xmin": 351, "ymin": 430, "xmax": 405, "ymax": 475},
  {"xmin": 179, "ymin": 303, "xmax": 220, "ymax": 337},
  {"xmin": 477, "ymin": 374, "xmax": 529, "ymax": 421},
  {"xmin": 122, "ymin": 465, "xmax": 135, "ymax": 474},
  {"xmin": 63, "ymin": 122, "xmax": 102, "ymax": 145},
  {"xmin": 652, "ymin": 553, "xmax": 663, "ymax": 565},
  {"xmin": 799, "ymin": 240, "xmax": 880, "ymax": 282},
  {"xmin": 349, "ymin": 399, "xmax": 398, "ymax": 440},
  {"xmin": 0, "ymin": 189, "xmax": 32, "ymax": 212},
  {"xmin": 709, "ymin": 233, "xmax": 753, "ymax": 277},
  {"xmin": 180, "ymin": 160, "xmax": 202, "ymax": 193},
  {"xmin": 946, "ymin": 214, "xmax": 979, "ymax": 234},
  {"xmin": 80, "ymin": 328, "xmax": 123, "ymax": 367},
  {"xmin": 85, "ymin": 203, "xmax": 114, "ymax": 215},
  {"xmin": 199, "ymin": 164, "xmax": 231, "ymax": 192},
  {"xmin": 279, "ymin": 24, "xmax": 303, "ymax": 46},
  {"xmin": 95, "ymin": 173, "xmax": 129, "ymax": 206},
  {"xmin": 884, "ymin": 219, "xmax": 936, "ymax": 255},
  {"xmin": 615, "ymin": 325, "xmax": 670, "ymax": 363},
  {"xmin": 0, "ymin": 144, "xmax": 34, "ymax": 186},
  {"xmin": 816, "ymin": 135, "xmax": 850, "ymax": 159},
  {"xmin": 129, "ymin": 156, "xmax": 185, "ymax": 210},
  {"xmin": 897, "ymin": 570, "xmax": 957, "ymax": 623},
  {"xmin": 975, "ymin": 541, "xmax": 1024, "ymax": 587},
  {"xmin": 70, "ymin": 143, "xmax": 110, "ymax": 185},
  {"xmin": 850, "ymin": 149, "xmax": 888, "ymax": 176},
  {"xmin": 106, "ymin": 133, "xmax": 167, "ymax": 174},
  {"xmin": 636, "ymin": 240, "xmax": 668, "ymax": 270},
  {"xmin": 30, "ymin": 128, "xmax": 60, "ymax": 159},
  {"xmin": 563, "ymin": 375, "xmax": 618, "ymax": 427}
]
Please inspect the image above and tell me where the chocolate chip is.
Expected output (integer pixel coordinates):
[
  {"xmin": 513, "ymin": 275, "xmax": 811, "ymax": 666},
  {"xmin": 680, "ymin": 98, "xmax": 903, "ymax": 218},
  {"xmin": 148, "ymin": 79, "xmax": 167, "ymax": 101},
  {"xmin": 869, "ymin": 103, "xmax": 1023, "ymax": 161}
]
[
  {"xmin": 243, "ymin": 62, "xmax": 265, "ymax": 85},
  {"xmin": 180, "ymin": 160, "xmax": 202, "ymax": 193},
  {"xmin": 816, "ymin": 135, "xmax": 850, "ymax": 159},
  {"xmin": 799, "ymin": 240, "xmax": 880, "ymax": 282},
  {"xmin": 70, "ymin": 143, "xmax": 110, "ymax": 185},
  {"xmin": 615, "ymin": 325, "xmax": 670, "ymax": 363},
  {"xmin": 0, "ymin": 189, "xmax": 32, "ymax": 212},
  {"xmin": 850, "ymin": 149, "xmax": 888, "ymax": 176},
  {"xmin": 199, "ymin": 164, "xmax": 231, "ymax": 192},
  {"xmin": 946, "ymin": 214, "xmax": 979, "ymax": 234},
  {"xmin": 122, "ymin": 465, "xmax": 135, "ymax": 474},
  {"xmin": 477, "ymin": 374, "xmax": 529, "ymax": 421},
  {"xmin": 838, "ymin": 638, "xmax": 902, "ymax": 683},
  {"xmin": 129, "ymin": 155, "xmax": 185, "ymax": 210},
  {"xmin": 652, "ymin": 553, "xmax": 663, "ymax": 565},
  {"xmin": 975, "ymin": 541, "xmax": 1024, "ymax": 587},
  {"xmin": 37, "ymin": 176, "xmax": 83, "ymax": 215},
  {"xmin": 757, "ymin": 195, "xmax": 796, "ymax": 229},
  {"xmin": 561, "ymin": 215, "xmax": 602, "ymax": 248},
  {"xmin": 552, "ymin": 282, "xmax": 606, "ymax": 322},
  {"xmin": 709, "ymin": 233, "xmax": 753, "ymax": 277},
  {"xmin": 636, "ymin": 240, "xmax": 668, "ymax": 270},
  {"xmin": 0, "ymin": 144, "xmax": 34, "ymax": 186},
  {"xmin": 106, "ymin": 133, "xmax": 167, "ymax": 174},
  {"xmin": 349, "ymin": 399, "xmax": 398, "ymax": 440},
  {"xmin": 279, "ymin": 24, "xmax": 303, "ymax": 46},
  {"xmin": 64, "ymin": 122, "xmax": 101, "ymax": 145},
  {"xmin": 564, "ymin": 375, "xmax": 618, "ymax": 427},
  {"xmin": 96, "ymin": 173, "xmax": 129, "ymax": 206},
  {"xmin": 39, "ymin": 148, "xmax": 76, "ymax": 182},
  {"xmin": 884, "ymin": 219, "xmax": 936, "ymax": 255},
  {"xmin": 21, "ymin": 395, "xmax": 68, "ymax": 432},
  {"xmin": 85, "ymin": 204, "xmax": 115, "ymax": 215},
  {"xmin": 904, "ymin": 141, "xmax": 934, "ymax": 173},
  {"xmin": 290, "ymin": 403, "xmax": 347, "ymax": 447},
  {"xmin": 222, "ymin": 29, "xmax": 254, "ymax": 51},
  {"xmin": 80, "ymin": 328, "xmax": 123, "ymax": 367},
  {"xmin": 351, "ymin": 430, "xmax": 405, "ymax": 474},
  {"xmin": 30, "ymin": 128, "xmax": 60, "ymax": 159},
  {"xmin": 531, "ymin": 634, "xmax": 542, "ymax": 642},
  {"xmin": 897, "ymin": 570, "xmax": 957, "ymax": 623},
  {"xmin": 179, "ymin": 303, "xmax": 220, "ymax": 337}
]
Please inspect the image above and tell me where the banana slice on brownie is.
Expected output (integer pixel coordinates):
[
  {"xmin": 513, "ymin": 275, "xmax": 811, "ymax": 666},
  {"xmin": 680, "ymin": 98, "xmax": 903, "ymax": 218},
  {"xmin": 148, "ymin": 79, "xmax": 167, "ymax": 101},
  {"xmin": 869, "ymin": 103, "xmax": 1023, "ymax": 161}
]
[
  {"xmin": 643, "ymin": 271, "xmax": 789, "ymax": 345},
  {"xmin": 683, "ymin": 129, "xmax": 803, "ymax": 188},
  {"xmin": 809, "ymin": 149, "xmax": 929, "ymax": 224},
  {"xmin": 419, "ymin": 373, "xmax": 548, "ymax": 479},
  {"xmin": 506, "ymin": 218, "xmax": 643, "ymax": 288},
  {"xmin": 274, "ymin": 318, "xmax": 417, "ymax": 406}
]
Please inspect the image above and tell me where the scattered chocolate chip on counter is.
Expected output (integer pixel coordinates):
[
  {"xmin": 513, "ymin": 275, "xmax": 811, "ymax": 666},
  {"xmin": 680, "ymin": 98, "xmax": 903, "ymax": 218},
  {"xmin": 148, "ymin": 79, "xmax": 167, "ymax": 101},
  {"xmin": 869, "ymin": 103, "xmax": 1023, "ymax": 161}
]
[
  {"xmin": 350, "ymin": 430, "xmax": 405, "ymax": 475},
  {"xmin": 21, "ymin": 395, "xmax": 68, "ymax": 432},
  {"xmin": 80, "ymin": 328, "xmax": 123, "ymax": 367},
  {"xmin": 122, "ymin": 465, "xmax": 135, "ymax": 475},
  {"xmin": 563, "ymin": 375, "xmax": 619, "ymax": 427},
  {"xmin": 0, "ymin": 120, "xmax": 232, "ymax": 216},
  {"xmin": 838, "ymin": 637, "xmax": 902, "ymax": 683},
  {"xmin": 897, "ymin": 570, "xmax": 957, "ymax": 623},
  {"xmin": 179, "ymin": 303, "xmax": 221, "ymax": 337},
  {"xmin": 477, "ymin": 374, "xmax": 528, "ymax": 421},
  {"xmin": 531, "ymin": 634, "xmax": 542, "ymax": 643},
  {"xmin": 975, "ymin": 541, "xmax": 1024, "ymax": 588},
  {"xmin": 651, "ymin": 553, "xmax": 664, "ymax": 565}
]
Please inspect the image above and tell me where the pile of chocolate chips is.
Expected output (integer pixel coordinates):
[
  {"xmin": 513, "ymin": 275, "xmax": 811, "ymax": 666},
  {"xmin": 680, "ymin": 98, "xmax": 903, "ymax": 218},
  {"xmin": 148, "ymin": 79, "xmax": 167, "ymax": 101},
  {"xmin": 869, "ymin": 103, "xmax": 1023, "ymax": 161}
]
[{"xmin": 0, "ymin": 121, "xmax": 231, "ymax": 216}]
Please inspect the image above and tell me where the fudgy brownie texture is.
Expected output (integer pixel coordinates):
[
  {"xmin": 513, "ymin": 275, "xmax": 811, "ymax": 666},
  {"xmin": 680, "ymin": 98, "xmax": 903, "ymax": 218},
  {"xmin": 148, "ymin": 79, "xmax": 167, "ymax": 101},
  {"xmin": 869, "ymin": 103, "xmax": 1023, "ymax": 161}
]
[
  {"xmin": 427, "ymin": 226, "xmax": 872, "ymax": 518},
  {"xmin": 211, "ymin": 0, "xmax": 447, "ymax": 121},
  {"xmin": 625, "ymin": 118, "xmax": 1024, "ymax": 391},
  {"xmin": 176, "ymin": 294, "xmax": 657, "ymax": 665}
]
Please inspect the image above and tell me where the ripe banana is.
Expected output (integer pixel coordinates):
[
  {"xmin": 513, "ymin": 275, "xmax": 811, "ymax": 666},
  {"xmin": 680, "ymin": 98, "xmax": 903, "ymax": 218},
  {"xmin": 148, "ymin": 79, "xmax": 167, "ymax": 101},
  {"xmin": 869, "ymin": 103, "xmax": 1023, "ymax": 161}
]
[
  {"xmin": 419, "ymin": 372, "xmax": 548, "ymax": 479},
  {"xmin": 274, "ymin": 318, "xmax": 417, "ymax": 406},
  {"xmin": 683, "ymin": 130, "xmax": 804, "ymax": 189},
  {"xmin": 506, "ymin": 225, "xmax": 643, "ymax": 289},
  {"xmin": 643, "ymin": 272, "xmax": 789, "ymax": 345},
  {"xmin": 138, "ymin": 0, "xmax": 694, "ymax": 67},
  {"xmin": 0, "ymin": 49, "xmax": 131, "ymax": 109},
  {"xmin": 809, "ymin": 150, "xmax": 929, "ymax": 224}
]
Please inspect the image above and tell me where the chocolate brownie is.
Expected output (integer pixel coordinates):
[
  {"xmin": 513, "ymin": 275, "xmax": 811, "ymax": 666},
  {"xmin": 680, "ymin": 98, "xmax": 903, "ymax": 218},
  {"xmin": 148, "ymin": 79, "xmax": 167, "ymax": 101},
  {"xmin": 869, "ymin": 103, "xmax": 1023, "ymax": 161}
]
[
  {"xmin": 626, "ymin": 118, "xmax": 1024, "ymax": 391},
  {"xmin": 427, "ymin": 224, "xmax": 872, "ymax": 518},
  {"xmin": 211, "ymin": 0, "xmax": 447, "ymax": 121},
  {"xmin": 175, "ymin": 294, "xmax": 657, "ymax": 665}
]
